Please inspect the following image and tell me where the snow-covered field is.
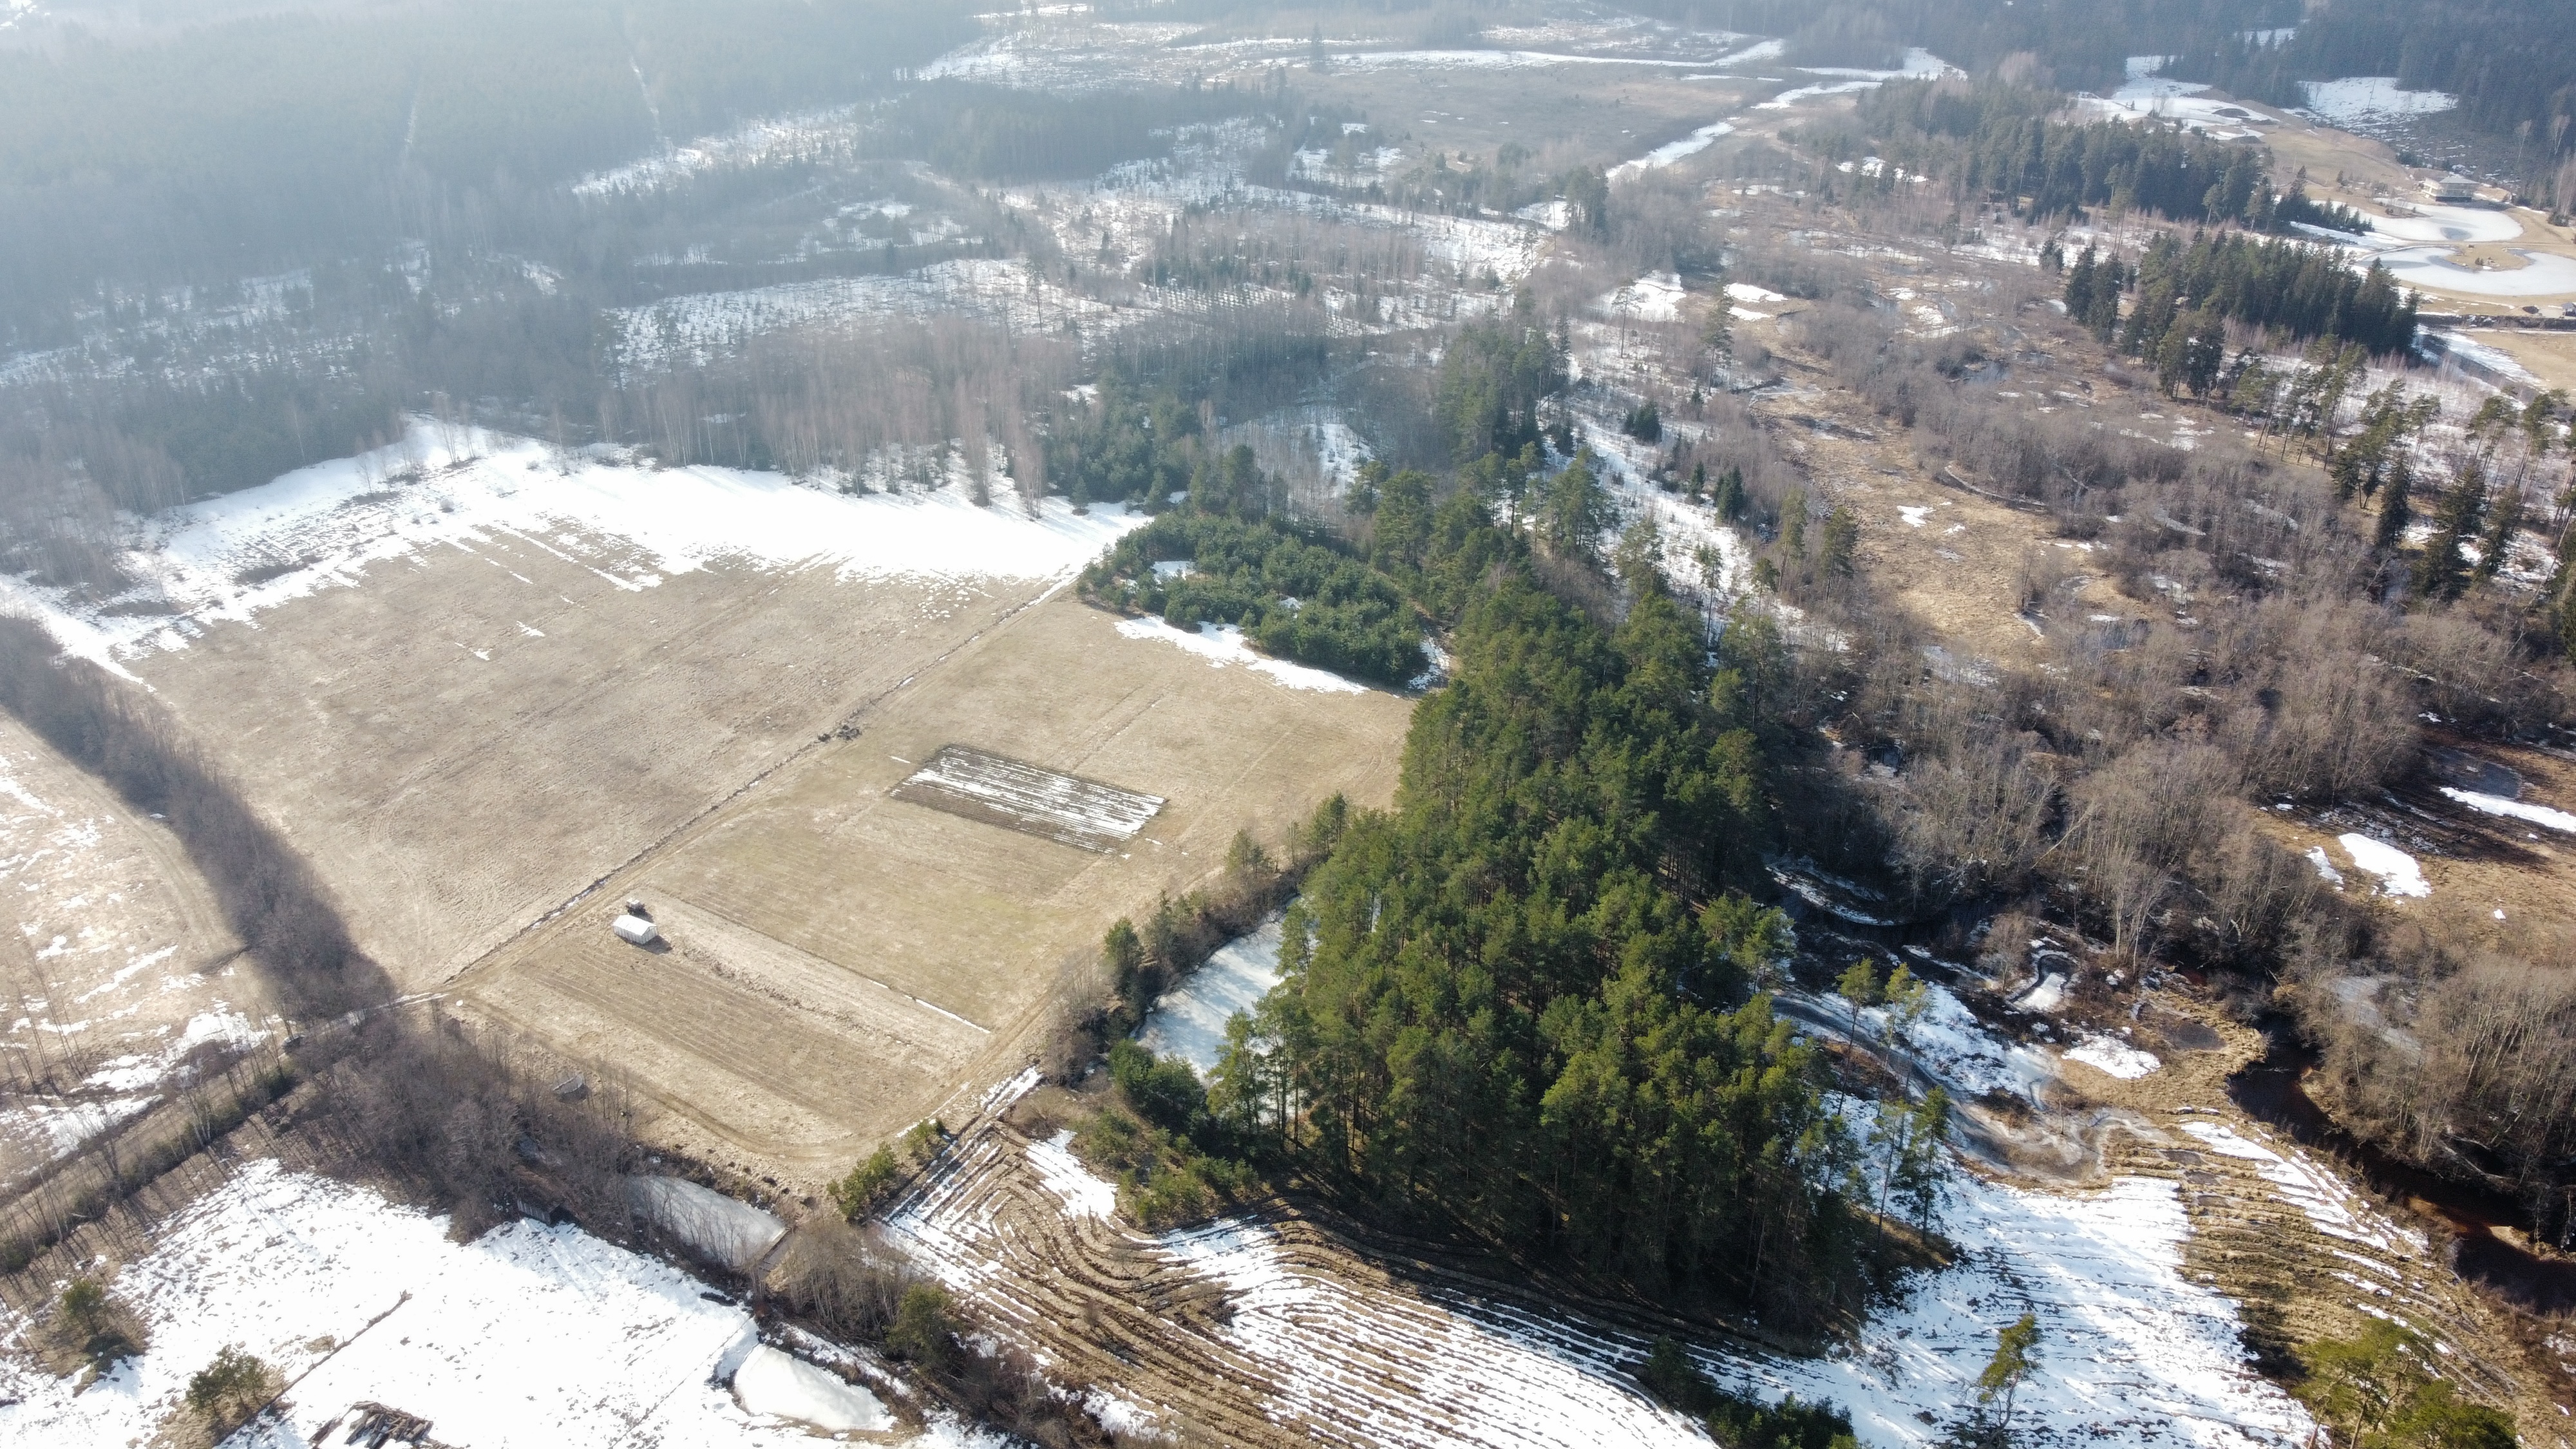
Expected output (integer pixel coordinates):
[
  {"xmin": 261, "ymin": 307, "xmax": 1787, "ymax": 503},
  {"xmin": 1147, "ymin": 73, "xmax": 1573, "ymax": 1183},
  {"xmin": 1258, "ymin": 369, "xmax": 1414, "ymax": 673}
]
[
  {"xmin": 0, "ymin": 425, "xmax": 1146, "ymax": 679},
  {"xmin": 0, "ymin": 1159, "xmax": 974, "ymax": 1449},
  {"xmin": 2298, "ymin": 77, "xmax": 2458, "ymax": 128},
  {"xmin": 1727, "ymin": 1173, "xmax": 2312, "ymax": 1448},
  {"xmin": 1001, "ymin": 1122, "xmax": 2315, "ymax": 1449}
]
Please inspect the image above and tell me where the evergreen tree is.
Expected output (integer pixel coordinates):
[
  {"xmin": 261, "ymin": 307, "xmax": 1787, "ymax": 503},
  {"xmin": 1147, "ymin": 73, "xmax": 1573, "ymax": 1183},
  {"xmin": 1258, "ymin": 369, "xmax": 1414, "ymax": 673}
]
[
  {"xmin": 1541, "ymin": 450, "xmax": 1612, "ymax": 560},
  {"xmin": 1978, "ymin": 1314, "xmax": 2043, "ymax": 1439},
  {"xmin": 2414, "ymin": 461, "xmax": 2488, "ymax": 601}
]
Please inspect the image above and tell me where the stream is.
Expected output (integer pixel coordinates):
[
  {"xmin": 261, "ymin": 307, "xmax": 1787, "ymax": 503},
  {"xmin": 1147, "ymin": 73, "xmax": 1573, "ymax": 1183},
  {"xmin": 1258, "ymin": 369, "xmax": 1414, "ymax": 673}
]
[{"xmin": 2227, "ymin": 1022, "xmax": 2576, "ymax": 1315}]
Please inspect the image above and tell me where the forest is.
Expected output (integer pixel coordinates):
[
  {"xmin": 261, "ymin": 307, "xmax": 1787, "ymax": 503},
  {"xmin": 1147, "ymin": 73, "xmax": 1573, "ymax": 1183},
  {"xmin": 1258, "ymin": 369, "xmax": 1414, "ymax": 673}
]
[
  {"xmin": 2171, "ymin": 0, "xmax": 2576, "ymax": 203},
  {"xmin": 0, "ymin": 0, "xmax": 975, "ymax": 342},
  {"xmin": 2065, "ymin": 231, "xmax": 2421, "ymax": 375},
  {"xmin": 1081, "ymin": 511, "xmax": 1430, "ymax": 687},
  {"xmin": 1842, "ymin": 79, "xmax": 2371, "ymax": 232}
]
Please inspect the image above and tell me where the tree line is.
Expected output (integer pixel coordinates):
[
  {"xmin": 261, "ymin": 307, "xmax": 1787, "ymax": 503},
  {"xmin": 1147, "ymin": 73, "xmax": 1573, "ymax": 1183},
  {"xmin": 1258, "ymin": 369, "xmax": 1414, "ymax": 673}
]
[
  {"xmin": 2172, "ymin": 1, "xmax": 2576, "ymax": 203},
  {"xmin": 1847, "ymin": 79, "xmax": 2371, "ymax": 233},
  {"xmin": 1081, "ymin": 511, "xmax": 1428, "ymax": 686},
  {"xmin": 2061, "ymin": 230, "xmax": 2420, "ymax": 387}
]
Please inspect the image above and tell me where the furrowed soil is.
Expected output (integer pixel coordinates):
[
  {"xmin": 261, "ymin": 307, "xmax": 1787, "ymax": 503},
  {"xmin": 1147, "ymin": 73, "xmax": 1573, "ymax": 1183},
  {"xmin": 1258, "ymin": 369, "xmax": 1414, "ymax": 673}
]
[{"xmin": 453, "ymin": 594, "xmax": 1410, "ymax": 1184}]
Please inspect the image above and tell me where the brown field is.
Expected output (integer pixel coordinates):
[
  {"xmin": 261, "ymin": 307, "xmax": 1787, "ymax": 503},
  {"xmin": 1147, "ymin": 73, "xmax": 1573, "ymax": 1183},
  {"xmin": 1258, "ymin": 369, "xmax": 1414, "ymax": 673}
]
[
  {"xmin": 0, "ymin": 713, "xmax": 252, "ymax": 1185},
  {"xmin": 2474, "ymin": 327, "xmax": 2576, "ymax": 393},
  {"xmin": 126, "ymin": 527, "xmax": 1062, "ymax": 994},
  {"xmin": 453, "ymin": 594, "xmax": 1412, "ymax": 1186}
]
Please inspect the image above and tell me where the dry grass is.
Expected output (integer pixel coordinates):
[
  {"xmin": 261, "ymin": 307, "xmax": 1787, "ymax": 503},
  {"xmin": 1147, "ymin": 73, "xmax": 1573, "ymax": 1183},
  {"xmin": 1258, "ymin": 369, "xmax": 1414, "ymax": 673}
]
[
  {"xmin": 127, "ymin": 533, "xmax": 1063, "ymax": 992},
  {"xmin": 454, "ymin": 594, "xmax": 1412, "ymax": 1188}
]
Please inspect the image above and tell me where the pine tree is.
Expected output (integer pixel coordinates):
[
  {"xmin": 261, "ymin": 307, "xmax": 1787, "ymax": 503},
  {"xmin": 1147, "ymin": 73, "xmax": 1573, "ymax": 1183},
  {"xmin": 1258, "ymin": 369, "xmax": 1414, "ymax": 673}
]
[
  {"xmin": 2374, "ymin": 456, "xmax": 2414, "ymax": 551},
  {"xmin": 1978, "ymin": 1314, "xmax": 2043, "ymax": 1439},
  {"xmin": 2414, "ymin": 460, "xmax": 2488, "ymax": 601}
]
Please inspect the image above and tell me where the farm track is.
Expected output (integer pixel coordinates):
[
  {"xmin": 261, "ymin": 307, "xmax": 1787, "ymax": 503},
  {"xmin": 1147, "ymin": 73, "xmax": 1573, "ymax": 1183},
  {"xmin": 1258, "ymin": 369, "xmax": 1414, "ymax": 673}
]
[{"xmin": 884, "ymin": 1112, "xmax": 1774, "ymax": 1448}]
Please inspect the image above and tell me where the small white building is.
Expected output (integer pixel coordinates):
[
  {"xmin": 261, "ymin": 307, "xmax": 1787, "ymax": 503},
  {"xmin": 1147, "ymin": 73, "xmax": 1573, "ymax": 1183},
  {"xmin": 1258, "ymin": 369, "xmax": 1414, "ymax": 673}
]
[
  {"xmin": 612, "ymin": 913, "xmax": 659, "ymax": 946},
  {"xmin": 2421, "ymin": 174, "xmax": 2478, "ymax": 204}
]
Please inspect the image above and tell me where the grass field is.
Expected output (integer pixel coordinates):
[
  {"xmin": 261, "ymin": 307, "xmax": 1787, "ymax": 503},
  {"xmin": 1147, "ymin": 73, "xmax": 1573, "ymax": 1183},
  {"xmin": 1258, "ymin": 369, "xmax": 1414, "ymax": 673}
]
[
  {"xmin": 124, "ymin": 527, "xmax": 1072, "ymax": 994},
  {"xmin": 454, "ymin": 594, "xmax": 1413, "ymax": 1186}
]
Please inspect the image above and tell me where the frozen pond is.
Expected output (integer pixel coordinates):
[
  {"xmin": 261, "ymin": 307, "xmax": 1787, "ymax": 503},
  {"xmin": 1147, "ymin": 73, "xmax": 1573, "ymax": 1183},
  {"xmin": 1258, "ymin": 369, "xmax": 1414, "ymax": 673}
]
[{"xmin": 1135, "ymin": 913, "xmax": 1283, "ymax": 1075}]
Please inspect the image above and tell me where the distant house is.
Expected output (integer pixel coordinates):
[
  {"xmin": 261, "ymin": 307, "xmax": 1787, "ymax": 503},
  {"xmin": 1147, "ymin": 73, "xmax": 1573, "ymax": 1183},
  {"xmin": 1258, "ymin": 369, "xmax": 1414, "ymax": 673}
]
[{"xmin": 2421, "ymin": 174, "xmax": 2478, "ymax": 204}]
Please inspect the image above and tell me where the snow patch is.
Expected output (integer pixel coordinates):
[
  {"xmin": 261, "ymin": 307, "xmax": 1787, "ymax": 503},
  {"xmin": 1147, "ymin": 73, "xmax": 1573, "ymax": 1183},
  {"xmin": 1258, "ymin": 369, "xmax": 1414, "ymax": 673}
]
[
  {"xmin": 2306, "ymin": 846, "xmax": 2346, "ymax": 887},
  {"xmin": 2065, "ymin": 1036, "xmax": 2161, "ymax": 1080},
  {"xmin": 2336, "ymin": 833, "xmax": 2429, "ymax": 898},
  {"xmin": 2441, "ymin": 786, "xmax": 2576, "ymax": 834},
  {"xmin": 1112, "ymin": 617, "xmax": 1372, "ymax": 693},
  {"xmin": 1028, "ymin": 1129, "xmax": 1119, "ymax": 1219}
]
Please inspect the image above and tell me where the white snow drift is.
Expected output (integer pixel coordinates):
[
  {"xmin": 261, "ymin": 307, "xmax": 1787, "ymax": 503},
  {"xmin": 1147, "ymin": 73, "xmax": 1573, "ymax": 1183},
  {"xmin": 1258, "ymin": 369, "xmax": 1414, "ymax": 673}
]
[{"xmin": 0, "ymin": 425, "xmax": 1146, "ymax": 679}]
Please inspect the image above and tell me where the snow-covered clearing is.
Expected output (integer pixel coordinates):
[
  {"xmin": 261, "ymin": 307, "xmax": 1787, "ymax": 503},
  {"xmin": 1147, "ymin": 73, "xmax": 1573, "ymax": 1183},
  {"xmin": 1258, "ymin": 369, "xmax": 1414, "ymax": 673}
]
[
  {"xmin": 1599, "ymin": 272, "xmax": 1689, "ymax": 321},
  {"xmin": 2336, "ymin": 833, "xmax": 2429, "ymax": 898},
  {"xmin": 605, "ymin": 257, "xmax": 1121, "ymax": 370},
  {"xmin": 0, "ymin": 426, "xmax": 1146, "ymax": 679},
  {"xmin": 1135, "ymin": 913, "xmax": 1283, "ymax": 1074},
  {"xmin": 2298, "ymin": 77, "xmax": 2458, "ymax": 128},
  {"xmin": 574, "ymin": 107, "xmax": 861, "ymax": 198},
  {"xmin": 0, "ymin": 1159, "xmax": 963, "ymax": 1448},
  {"xmin": 2441, "ymin": 786, "xmax": 2576, "ymax": 834},
  {"xmin": 1112, "ymin": 617, "xmax": 1374, "ymax": 693},
  {"xmin": 1725, "ymin": 1173, "xmax": 2313, "ymax": 1449}
]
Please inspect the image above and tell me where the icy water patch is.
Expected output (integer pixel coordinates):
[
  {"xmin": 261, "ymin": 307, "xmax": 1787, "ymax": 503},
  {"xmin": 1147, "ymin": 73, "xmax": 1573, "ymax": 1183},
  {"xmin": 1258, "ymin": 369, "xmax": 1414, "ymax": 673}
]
[
  {"xmin": 628, "ymin": 1174, "xmax": 786, "ymax": 1271},
  {"xmin": 733, "ymin": 1344, "xmax": 895, "ymax": 1432},
  {"xmin": 1135, "ymin": 913, "xmax": 1283, "ymax": 1075}
]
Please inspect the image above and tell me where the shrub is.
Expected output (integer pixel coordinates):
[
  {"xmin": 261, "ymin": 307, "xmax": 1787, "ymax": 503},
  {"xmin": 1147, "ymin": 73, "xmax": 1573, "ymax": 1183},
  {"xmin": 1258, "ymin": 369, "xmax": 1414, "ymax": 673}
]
[
  {"xmin": 1640, "ymin": 1336, "xmax": 1857, "ymax": 1449},
  {"xmin": 900, "ymin": 1117, "xmax": 949, "ymax": 1164},
  {"xmin": 185, "ymin": 1345, "xmax": 276, "ymax": 1435},
  {"xmin": 887, "ymin": 1283, "xmax": 963, "ymax": 1372},
  {"xmin": 828, "ymin": 1146, "xmax": 902, "ymax": 1220}
]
